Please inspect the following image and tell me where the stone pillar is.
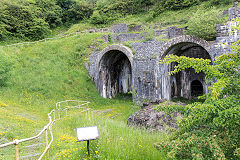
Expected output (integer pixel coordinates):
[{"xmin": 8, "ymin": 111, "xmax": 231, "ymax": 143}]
[{"xmin": 234, "ymin": 0, "xmax": 239, "ymax": 8}]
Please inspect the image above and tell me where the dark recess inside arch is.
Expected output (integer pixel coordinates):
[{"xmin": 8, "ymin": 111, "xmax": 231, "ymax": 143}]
[
  {"xmin": 191, "ymin": 80, "xmax": 203, "ymax": 98},
  {"xmin": 98, "ymin": 50, "xmax": 132, "ymax": 98}
]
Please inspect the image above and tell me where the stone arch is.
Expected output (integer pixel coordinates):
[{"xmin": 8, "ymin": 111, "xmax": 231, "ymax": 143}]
[
  {"xmin": 97, "ymin": 45, "xmax": 134, "ymax": 98},
  {"xmin": 159, "ymin": 35, "xmax": 212, "ymax": 60},
  {"xmin": 98, "ymin": 45, "xmax": 134, "ymax": 68},
  {"xmin": 158, "ymin": 35, "xmax": 212, "ymax": 100}
]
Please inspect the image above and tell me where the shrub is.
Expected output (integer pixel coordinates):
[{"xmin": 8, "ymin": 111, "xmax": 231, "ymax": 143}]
[
  {"xmin": 209, "ymin": 0, "xmax": 232, "ymax": 6},
  {"xmin": 150, "ymin": 0, "xmax": 200, "ymax": 17},
  {"xmin": 90, "ymin": 0, "xmax": 154, "ymax": 25},
  {"xmin": 185, "ymin": 9, "xmax": 225, "ymax": 40},
  {"xmin": 61, "ymin": 1, "xmax": 93, "ymax": 23},
  {"xmin": 35, "ymin": 0, "xmax": 62, "ymax": 28},
  {"xmin": 96, "ymin": 0, "xmax": 153, "ymax": 15},
  {"xmin": 0, "ymin": 1, "xmax": 50, "ymax": 40},
  {"xmin": 56, "ymin": 0, "xmax": 74, "ymax": 9},
  {"xmin": 150, "ymin": 0, "xmax": 231, "ymax": 18},
  {"xmin": 90, "ymin": 11, "xmax": 121, "ymax": 25},
  {"xmin": 89, "ymin": 11, "xmax": 105, "ymax": 24}
]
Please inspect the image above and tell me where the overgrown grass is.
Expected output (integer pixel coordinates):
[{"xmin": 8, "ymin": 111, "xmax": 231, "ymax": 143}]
[
  {"xmin": 0, "ymin": 30, "xmax": 166, "ymax": 159},
  {"xmin": 149, "ymin": 2, "xmax": 231, "ymax": 26},
  {"xmin": 50, "ymin": 110, "xmax": 168, "ymax": 160}
]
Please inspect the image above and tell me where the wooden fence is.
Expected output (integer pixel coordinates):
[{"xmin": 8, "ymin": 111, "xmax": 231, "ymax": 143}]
[{"xmin": 0, "ymin": 100, "xmax": 90, "ymax": 160}]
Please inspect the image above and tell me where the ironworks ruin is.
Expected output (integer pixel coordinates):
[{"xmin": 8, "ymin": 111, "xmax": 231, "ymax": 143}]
[{"xmin": 85, "ymin": 6, "xmax": 240, "ymax": 103}]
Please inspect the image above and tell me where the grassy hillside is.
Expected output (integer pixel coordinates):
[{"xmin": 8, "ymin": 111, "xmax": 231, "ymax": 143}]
[
  {"xmin": 0, "ymin": 30, "xmax": 168, "ymax": 159},
  {"xmin": 0, "ymin": 1, "xmax": 237, "ymax": 159}
]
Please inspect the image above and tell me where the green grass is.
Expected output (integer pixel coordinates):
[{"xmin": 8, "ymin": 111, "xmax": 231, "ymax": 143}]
[
  {"xmin": 0, "ymin": 30, "xmax": 168, "ymax": 159},
  {"xmin": 102, "ymin": 1, "xmax": 231, "ymax": 29},
  {"xmin": 50, "ymin": 110, "xmax": 168, "ymax": 160}
]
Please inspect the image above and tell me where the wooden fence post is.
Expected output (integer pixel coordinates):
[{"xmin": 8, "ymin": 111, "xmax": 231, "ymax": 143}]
[
  {"xmin": 14, "ymin": 140, "xmax": 19, "ymax": 160},
  {"xmin": 45, "ymin": 128, "xmax": 49, "ymax": 158},
  {"xmin": 53, "ymin": 111, "xmax": 55, "ymax": 121},
  {"xmin": 58, "ymin": 110, "xmax": 60, "ymax": 119}
]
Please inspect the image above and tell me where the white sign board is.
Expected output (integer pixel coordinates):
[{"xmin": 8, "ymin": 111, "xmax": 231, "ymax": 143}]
[{"xmin": 76, "ymin": 126, "xmax": 99, "ymax": 141}]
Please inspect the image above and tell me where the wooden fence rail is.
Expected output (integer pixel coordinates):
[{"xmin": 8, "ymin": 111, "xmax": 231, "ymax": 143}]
[{"xmin": 0, "ymin": 100, "xmax": 90, "ymax": 160}]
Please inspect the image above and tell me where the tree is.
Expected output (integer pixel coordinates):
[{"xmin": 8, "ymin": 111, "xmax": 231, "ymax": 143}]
[
  {"xmin": 156, "ymin": 24, "xmax": 240, "ymax": 159},
  {"xmin": 35, "ymin": 0, "xmax": 62, "ymax": 28},
  {"xmin": 0, "ymin": 1, "xmax": 50, "ymax": 40}
]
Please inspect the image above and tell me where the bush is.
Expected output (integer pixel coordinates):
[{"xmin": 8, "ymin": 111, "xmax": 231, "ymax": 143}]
[
  {"xmin": 90, "ymin": 0, "xmax": 154, "ymax": 25},
  {"xmin": 185, "ymin": 9, "xmax": 225, "ymax": 40},
  {"xmin": 150, "ymin": 0, "xmax": 231, "ymax": 18},
  {"xmin": 89, "ymin": 11, "xmax": 105, "ymax": 24},
  {"xmin": 61, "ymin": 1, "xmax": 93, "ymax": 23},
  {"xmin": 0, "ymin": 53, "xmax": 12, "ymax": 86},
  {"xmin": 0, "ymin": 1, "xmax": 50, "ymax": 40},
  {"xmin": 96, "ymin": 0, "xmax": 153, "ymax": 15},
  {"xmin": 209, "ymin": 0, "xmax": 232, "ymax": 6},
  {"xmin": 90, "ymin": 11, "xmax": 121, "ymax": 25},
  {"xmin": 150, "ymin": 0, "xmax": 200, "ymax": 17},
  {"xmin": 35, "ymin": 0, "xmax": 62, "ymax": 28}
]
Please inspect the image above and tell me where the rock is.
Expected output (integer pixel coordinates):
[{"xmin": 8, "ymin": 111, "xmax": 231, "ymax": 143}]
[{"xmin": 127, "ymin": 101, "xmax": 184, "ymax": 132}]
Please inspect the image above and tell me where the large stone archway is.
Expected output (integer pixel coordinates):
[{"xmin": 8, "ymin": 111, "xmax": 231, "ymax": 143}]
[
  {"xmin": 158, "ymin": 35, "xmax": 212, "ymax": 100},
  {"xmin": 97, "ymin": 45, "xmax": 134, "ymax": 98},
  {"xmin": 159, "ymin": 35, "xmax": 212, "ymax": 59}
]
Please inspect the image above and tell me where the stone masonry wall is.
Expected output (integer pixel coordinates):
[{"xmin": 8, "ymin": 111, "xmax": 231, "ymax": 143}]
[{"xmin": 86, "ymin": 7, "xmax": 240, "ymax": 103}]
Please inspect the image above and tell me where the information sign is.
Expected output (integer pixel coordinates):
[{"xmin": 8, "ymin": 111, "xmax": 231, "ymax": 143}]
[{"xmin": 76, "ymin": 126, "xmax": 99, "ymax": 141}]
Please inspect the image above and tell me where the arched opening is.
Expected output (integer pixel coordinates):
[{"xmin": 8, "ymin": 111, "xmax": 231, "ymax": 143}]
[
  {"xmin": 163, "ymin": 42, "xmax": 211, "ymax": 99},
  {"xmin": 191, "ymin": 80, "xmax": 203, "ymax": 98},
  {"xmin": 98, "ymin": 50, "xmax": 132, "ymax": 98}
]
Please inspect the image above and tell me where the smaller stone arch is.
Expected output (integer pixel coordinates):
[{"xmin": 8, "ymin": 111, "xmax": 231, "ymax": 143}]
[
  {"xmin": 191, "ymin": 80, "xmax": 203, "ymax": 98},
  {"xmin": 98, "ymin": 44, "xmax": 134, "ymax": 68},
  {"xmin": 97, "ymin": 44, "xmax": 134, "ymax": 98}
]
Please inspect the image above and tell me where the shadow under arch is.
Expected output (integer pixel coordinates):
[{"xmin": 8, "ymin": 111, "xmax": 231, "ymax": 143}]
[
  {"xmin": 191, "ymin": 80, "xmax": 204, "ymax": 98},
  {"xmin": 97, "ymin": 45, "xmax": 134, "ymax": 98},
  {"xmin": 158, "ymin": 35, "xmax": 212, "ymax": 100}
]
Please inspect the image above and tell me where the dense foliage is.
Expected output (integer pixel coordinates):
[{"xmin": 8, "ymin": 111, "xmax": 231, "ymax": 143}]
[
  {"xmin": 0, "ymin": 0, "xmax": 233, "ymax": 39},
  {"xmin": 89, "ymin": 0, "xmax": 154, "ymax": 24},
  {"xmin": 0, "ymin": 1, "xmax": 50, "ymax": 40},
  {"xmin": 150, "ymin": 0, "xmax": 232, "ymax": 17},
  {"xmin": 156, "ymin": 31, "xmax": 240, "ymax": 159},
  {"xmin": 0, "ymin": 0, "xmax": 93, "ymax": 40}
]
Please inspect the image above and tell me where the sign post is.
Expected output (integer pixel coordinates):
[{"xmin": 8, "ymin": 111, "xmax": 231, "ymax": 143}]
[{"xmin": 76, "ymin": 126, "xmax": 100, "ymax": 156}]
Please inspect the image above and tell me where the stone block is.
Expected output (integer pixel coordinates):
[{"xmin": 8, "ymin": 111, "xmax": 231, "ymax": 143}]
[{"xmin": 111, "ymin": 24, "xmax": 128, "ymax": 33}]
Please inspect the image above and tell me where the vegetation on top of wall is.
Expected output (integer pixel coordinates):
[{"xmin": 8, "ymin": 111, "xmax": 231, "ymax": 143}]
[
  {"xmin": 185, "ymin": 8, "xmax": 227, "ymax": 41},
  {"xmin": 0, "ymin": 0, "xmax": 234, "ymax": 42},
  {"xmin": 150, "ymin": 0, "xmax": 232, "ymax": 18}
]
